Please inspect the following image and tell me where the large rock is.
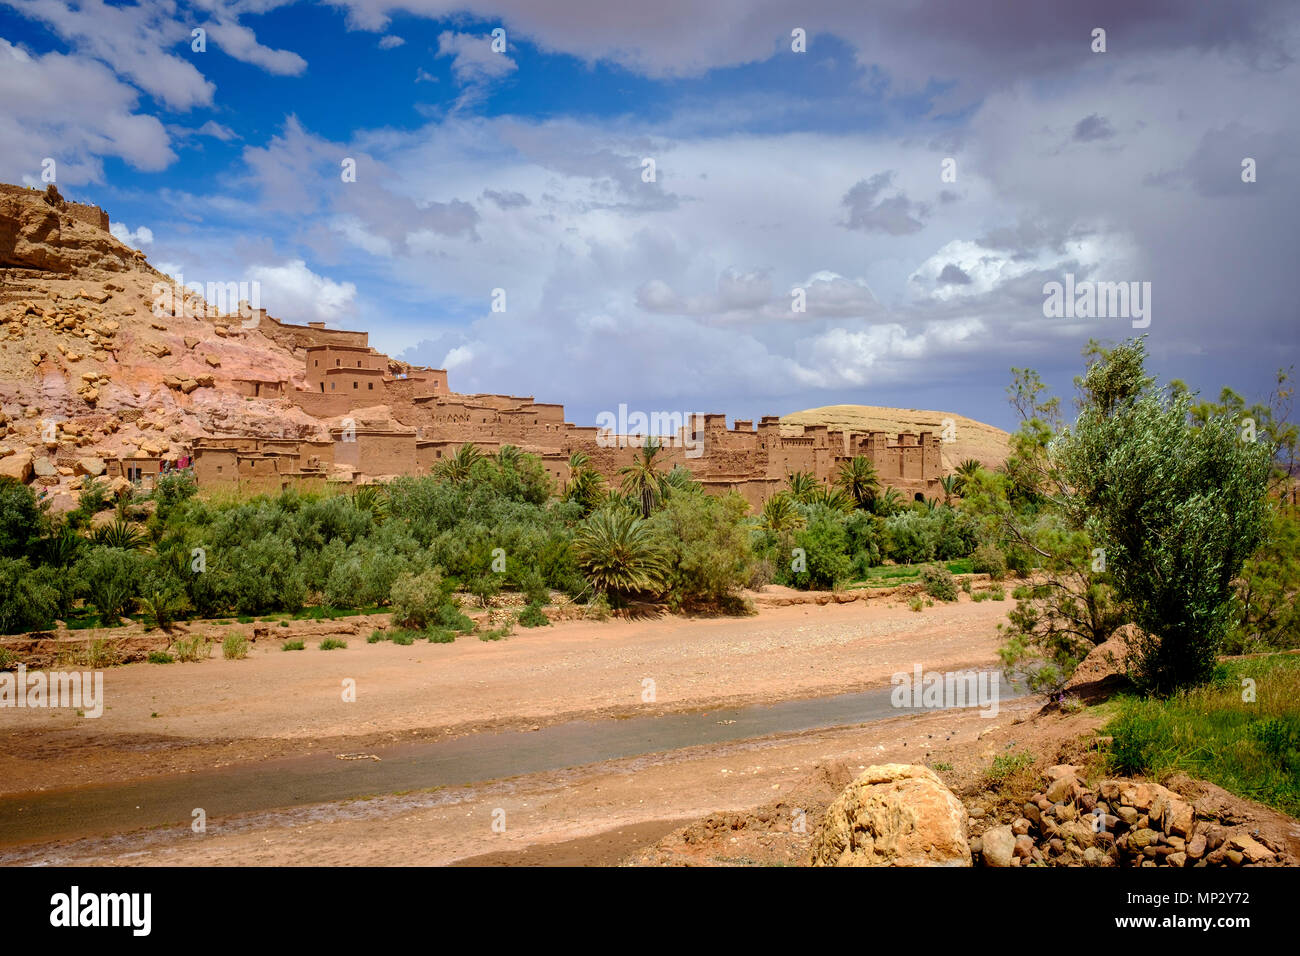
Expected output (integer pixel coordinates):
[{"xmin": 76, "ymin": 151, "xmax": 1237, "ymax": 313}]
[
  {"xmin": 0, "ymin": 450, "xmax": 33, "ymax": 482},
  {"xmin": 75, "ymin": 455, "xmax": 106, "ymax": 477},
  {"xmin": 809, "ymin": 764, "xmax": 971, "ymax": 867},
  {"xmin": 32, "ymin": 456, "xmax": 56, "ymax": 478}
]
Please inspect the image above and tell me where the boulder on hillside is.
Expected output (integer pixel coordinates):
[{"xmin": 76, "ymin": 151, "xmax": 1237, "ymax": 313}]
[
  {"xmin": 0, "ymin": 450, "xmax": 33, "ymax": 482},
  {"xmin": 809, "ymin": 764, "xmax": 971, "ymax": 867},
  {"xmin": 74, "ymin": 456, "xmax": 106, "ymax": 478}
]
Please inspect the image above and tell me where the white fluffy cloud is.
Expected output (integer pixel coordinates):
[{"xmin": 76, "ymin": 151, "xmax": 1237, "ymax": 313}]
[
  {"xmin": 247, "ymin": 259, "xmax": 358, "ymax": 324},
  {"xmin": 109, "ymin": 222, "xmax": 154, "ymax": 247}
]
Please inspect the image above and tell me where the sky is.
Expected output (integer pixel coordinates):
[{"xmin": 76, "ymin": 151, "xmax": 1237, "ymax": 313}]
[{"xmin": 1, "ymin": 0, "xmax": 1296, "ymax": 432}]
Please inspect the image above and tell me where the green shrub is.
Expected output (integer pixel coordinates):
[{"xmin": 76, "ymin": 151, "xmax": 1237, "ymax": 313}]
[
  {"xmin": 389, "ymin": 568, "xmax": 454, "ymax": 629},
  {"xmin": 971, "ymin": 543, "xmax": 1008, "ymax": 580},
  {"xmin": 0, "ymin": 557, "xmax": 61, "ymax": 634},
  {"xmin": 426, "ymin": 627, "xmax": 457, "ymax": 644},
  {"xmin": 147, "ymin": 651, "xmax": 175, "ymax": 664},
  {"xmin": 222, "ymin": 634, "xmax": 250, "ymax": 660},
  {"xmin": 919, "ymin": 564, "xmax": 958, "ymax": 602},
  {"xmin": 436, "ymin": 603, "xmax": 475, "ymax": 633},
  {"xmin": 989, "ymin": 586, "xmax": 1006, "ymax": 601},
  {"xmin": 971, "ymin": 590, "xmax": 989, "ymax": 603},
  {"xmin": 517, "ymin": 602, "xmax": 550, "ymax": 628},
  {"xmin": 319, "ymin": 637, "xmax": 347, "ymax": 650},
  {"xmin": 73, "ymin": 546, "xmax": 142, "ymax": 626},
  {"xmin": 282, "ymin": 639, "xmax": 305, "ymax": 651},
  {"xmin": 390, "ymin": 630, "xmax": 416, "ymax": 645},
  {"xmin": 908, "ymin": 596, "xmax": 924, "ymax": 613},
  {"xmin": 367, "ymin": 630, "xmax": 385, "ymax": 643}
]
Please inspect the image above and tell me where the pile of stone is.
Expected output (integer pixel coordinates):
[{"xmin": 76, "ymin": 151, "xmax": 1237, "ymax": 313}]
[{"xmin": 974, "ymin": 765, "xmax": 1282, "ymax": 867}]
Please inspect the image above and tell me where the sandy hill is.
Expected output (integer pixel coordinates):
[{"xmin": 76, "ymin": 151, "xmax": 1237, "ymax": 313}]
[{"xmin": 783, "ymin": 404, "xmax": 1010, "ymax": 472}]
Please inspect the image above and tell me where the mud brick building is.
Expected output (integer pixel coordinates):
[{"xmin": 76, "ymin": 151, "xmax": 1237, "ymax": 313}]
[{"xmin": 191, "ymin": 316, "xmax": 944, "ymax": 506}]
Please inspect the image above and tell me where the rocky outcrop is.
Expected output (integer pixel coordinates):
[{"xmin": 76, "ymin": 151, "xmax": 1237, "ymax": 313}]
[
  {"xmin": 809, "ymin": 764, "xmax": 971, "ymax": 866},
  {"xmin": 0, "ymin": 187, "xmax": 138, "ymax": 274}
]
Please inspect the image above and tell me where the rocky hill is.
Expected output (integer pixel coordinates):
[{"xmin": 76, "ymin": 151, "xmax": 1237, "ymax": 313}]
[{"xmin": 0, "ymin": 184, "xmax": 326, "ymax": 499}]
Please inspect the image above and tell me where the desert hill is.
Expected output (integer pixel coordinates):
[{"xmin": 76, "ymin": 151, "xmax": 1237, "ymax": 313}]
[{"xmin": 783, "ymin": 405, "xmax": 1010, "ymax": 472}]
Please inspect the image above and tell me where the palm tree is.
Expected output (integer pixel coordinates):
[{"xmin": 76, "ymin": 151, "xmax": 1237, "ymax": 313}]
[
  {"xmin": 786, "ymin": 470, "xmax": 818, "ymax": 503},
  {"xmin": 564, "ymin": 467, "xmax": 607, "ymax": 515},
  {"xmin": 436, "ymin": 442, "xmax": 484, "ymax": 483},
  {"xmin": 835, "ymin": 456, "xmax": 880, "ymax": 510},
  {"xmin": 568, "ymin": 450, "xmax": 591, "ymax": 472},
  {"xmin": 872, "ymin": 486, "xmax": 905, "ymax": 517},
  {"xmin": 572, "ymin": 508, "xmax": 668, "ymax": 602},
  {"xmin": 619, "ymin": 437, "xmax": 670, "ymax": 518},
  {"xmin": 91, "ymin": 516, "xmax": 148, "ymax": 550},
  {"xmin": 664, "ymin": 464, "xmax": 700, "ymax": 496},
  {"xmin": 939, "ymin": 474, "xmax": 960, "ymax": 506},
  {"xmin": 810, "ymin": 486, "xmax": 856, "ymax": 513},
  {"xmin": 955, "ymin": 458, "xmax": 983, "ymax": 494},
  {"xmin": 494, "ymin": 443, "xmax": 523, "ymax": 471},
  {"xmin": 352, "ymin": 484, "xmax": 388, "ymax": 523},
  {"xmin": 760, "ymin": 493, "xmax": 805, "ymax": 552}
]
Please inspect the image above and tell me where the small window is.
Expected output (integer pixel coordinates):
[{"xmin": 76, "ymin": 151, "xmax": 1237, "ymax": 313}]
[
  {"xmin": 331, "ymin": 382, "xmax": 336, "ymax": 391},
  {"xmin": 368, "ymin": 382, "xmax": 374, "ymax": 390},
  {"xmin": 357, "ymin": 361, "xmax": 361, "ymax": 368},
  {"xmin": 314, "ymin": 360, "xmax": 318, "ymax": 367},
  {"xmin": 336, "ymin": 359, "xmax": 341, "ymax": 366},
  {"xmin": 216, "ymin": 465, "xmax": 223, "ymax": 474},
  {"xmin": 353, "ymin": 381, "xmax": 358, "ymax": 389}
]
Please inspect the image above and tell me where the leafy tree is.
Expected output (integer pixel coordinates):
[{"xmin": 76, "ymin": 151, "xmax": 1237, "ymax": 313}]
[
  {"xmin": 788, "ymin": 505, "xmax": 852, "ymax": 590},
  {"xmin": 1058, "ymin": 338, "xmax": 1272, "ymax": 691},
  {"xmin": 0, "ymin": 478, "xmax": 45, "ymax": 558},
  {"xmin": 74, "ymin": 546, "xmax": 141, "ymax": 625},
  {"xmin": 649, "ymin": 491, "xmax": 752, "ymax": 609},
  {"xmin": 0, "ymin": 558, "xmax": 60, "ymax": 634}
]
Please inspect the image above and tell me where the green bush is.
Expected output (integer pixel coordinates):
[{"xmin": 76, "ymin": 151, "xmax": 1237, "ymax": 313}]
[
  {"xmin": 517, "ymin": 602, "xmax": 550, "ymax": 628},
  {"xmin": 389, "ymin": 568, "xmax": 454, "ymax": 629},
  {"xmin": 970, "ymin": 543, "xmax": 1008, "ymax": 580},
  {"xmin": 0, "ymin": 557, "xmax": 61, "ymax": 634},
  {"xmin": 319, "ymin": 637, "xmax": 347, "ymax": 650},
  {"xmin": 426, "ymin": 627, "xmax": 457, "ymax": 643},
  {"xmin": 73, "ymin": 546, "xmax": 142, "ymax": 625},
  {"xmin": 437, "ymin": 603, "xmax": 475, "ymax": 633},
  {"xmin": 282, "ymin": 639, "xmax": 305, "ymax": 651},
  {"xmin": 919, "ymin": 564, "xmax": 958, "ymax": 602},
  {"xmin": 147, "ymin": 651, "xmax": 175, "ymax": 664}
]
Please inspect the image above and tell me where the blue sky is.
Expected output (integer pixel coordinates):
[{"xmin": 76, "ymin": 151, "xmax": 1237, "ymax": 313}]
[{"xmin": 2, "ymin": 1, "xmax": 1297, "ymax": 431}]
